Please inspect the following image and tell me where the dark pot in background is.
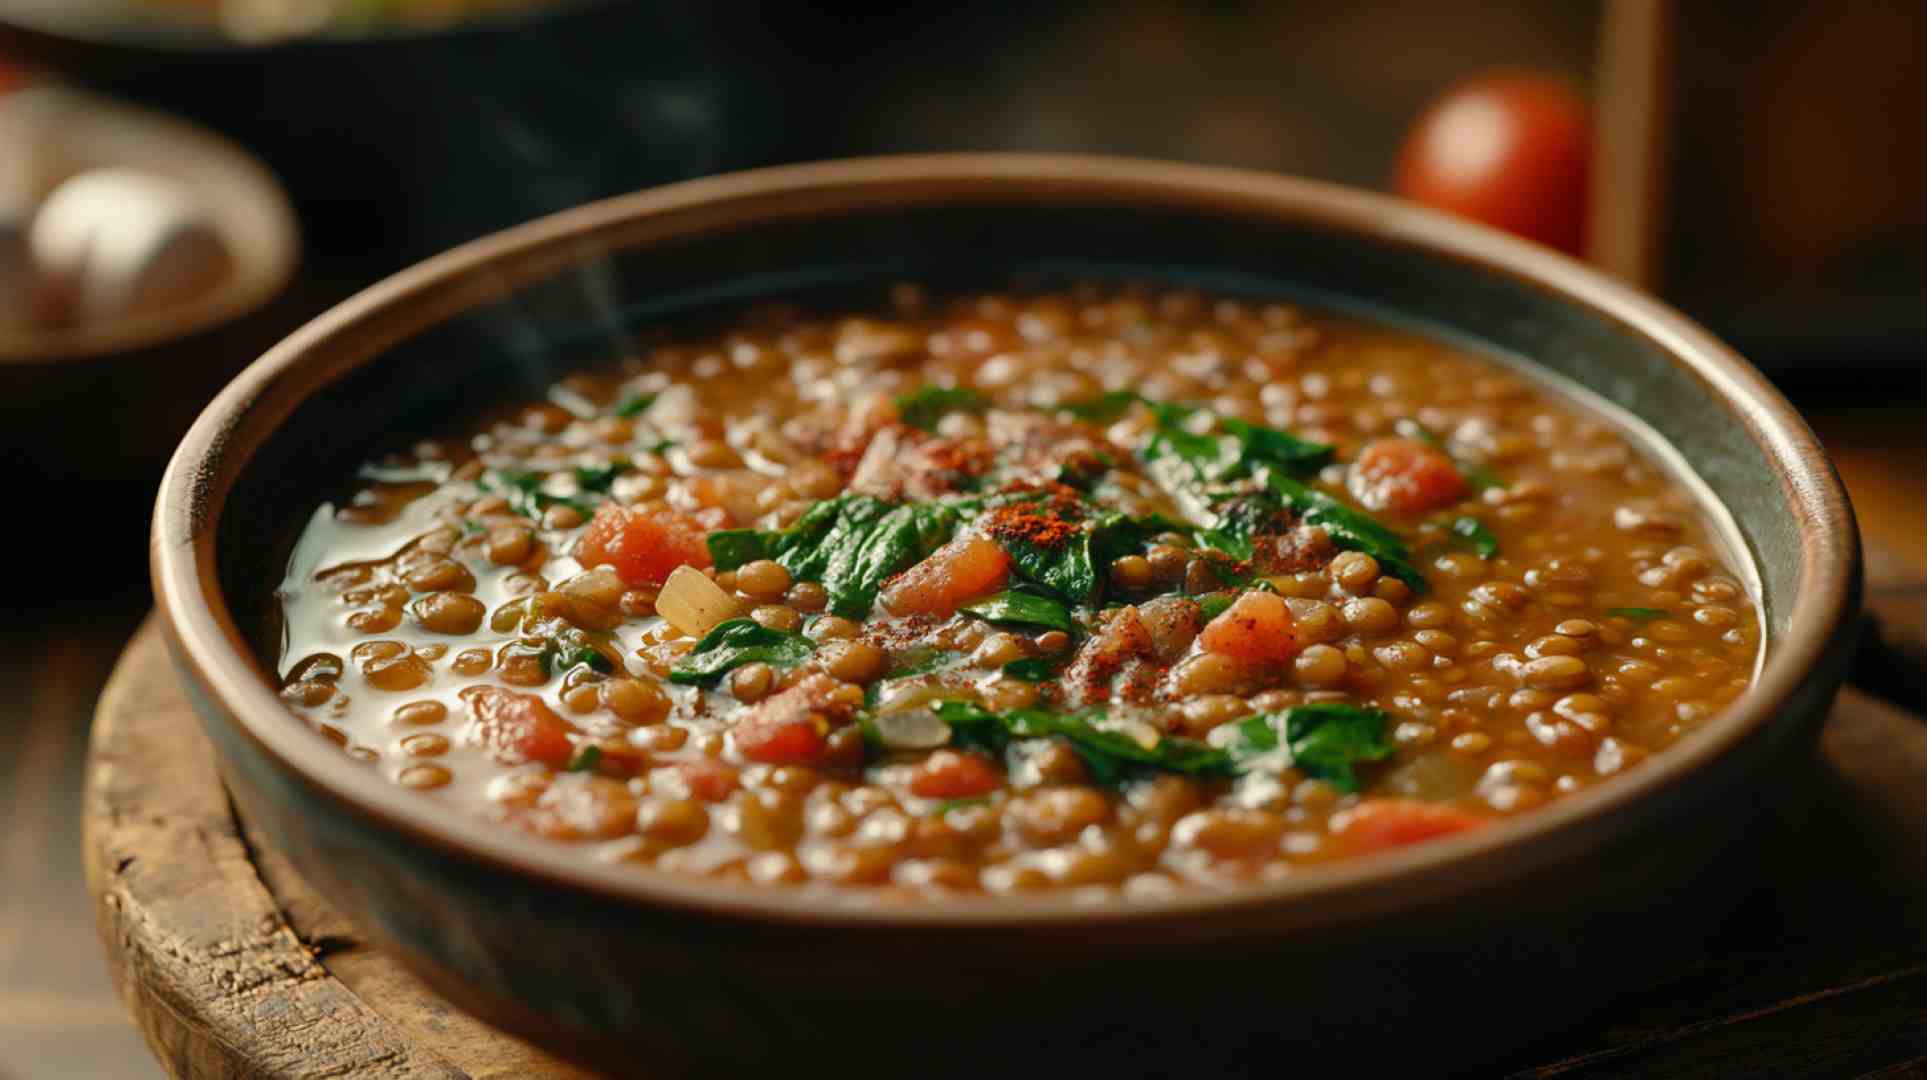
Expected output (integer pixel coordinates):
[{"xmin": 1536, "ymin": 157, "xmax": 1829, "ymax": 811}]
[
  {"xmin": 0, "ymin": 2, "xmax": 796, "ymax": 603},
  {"xmin": 0, "ymin": 88, "xmax": 297, "ymax": 607},
  {"xmin": 0, "ymin": 3, "xmax": 810, "ymax": 277}
]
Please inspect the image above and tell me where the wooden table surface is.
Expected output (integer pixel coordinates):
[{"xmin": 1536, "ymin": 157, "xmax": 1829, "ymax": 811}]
[{"xmin": 2, "ymin": 403, "xmax": 1923, "ymax": 1080}]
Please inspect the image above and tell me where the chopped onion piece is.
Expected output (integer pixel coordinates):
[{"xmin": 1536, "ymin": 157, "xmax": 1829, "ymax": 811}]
[
  {"xmin": 872, "ymin": 709, "xmax": 952, "ymax": 751},
  {"xmin": 1118, "ymin": 719, "xmax": 1161, "ymax": 752},
  {"xmin": 657, "ymin": 564, "xmax": 738, "ymax": 637},
  {"xmin": 874, "ymin": 681, "xmax": 948, "ymax": 714}
]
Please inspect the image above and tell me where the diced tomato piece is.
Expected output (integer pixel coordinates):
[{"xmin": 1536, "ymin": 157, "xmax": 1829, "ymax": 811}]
[
  {"xmin": 532, "ymin": 773, "xmax": 640, "ymax": 840},
  {"xmin": 460, "ymin": 686, "xmax": 576, "ymax": 767},
  {"xmin": 880, "ymin": 534, "xmax": 1011, "ymax": 616},
  {"xmin": 676, "ymin": 759, "xmax": 740, "ymax": 802},
  {"xmin": 824, "ymin": 392, "xmax": 901, "ymax": 472},
  {"xmin": 1061, "ymin": 605, "xmax": 1156, "ymax": 707},
  {"xmin": 734, "ymin": 716, "xmax": 829, "ymax": 764},
  {"xmin": 847, "ymin": 425, "xmax": 993, "ymax": 501},
  {"xmin": 1330, "ymin": 799, "xmax": 1486, "ymax": 854},
  {"xmin": 575, "ymin": 502, "xmax": 712, "ymax": 587},
  {"xmin": 670, "ymin": 471, "xmax": 769, "ymax": 526},
  {"xmin": 1198, "ymin": 591, "xmax": 1305, "ymax": 665},
  {"xmin": 1137, "ymin": 596, "xmax": 1204, "ymax": 663},
  {"xmin": 908, "ymin": 750, "xmax": 1003, "ymax": 799},
  {"xmin": 728, "ymin": 673, "xmax": 853, "ymax": 765},
  {"xmin": 1349, "ymin": 437, "xmax": 1469, "ymax": 515}
]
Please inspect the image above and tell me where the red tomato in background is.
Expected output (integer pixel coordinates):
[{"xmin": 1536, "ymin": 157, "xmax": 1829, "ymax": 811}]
[{"xmin": 1394, "ymin": 72, "xmax": 1592, "ymax": 255}]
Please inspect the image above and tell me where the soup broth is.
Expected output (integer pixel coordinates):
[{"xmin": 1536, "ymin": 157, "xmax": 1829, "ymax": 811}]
[{"xmin": 277, "ymin": 283, "xmax": 1761, "ymax": 897}]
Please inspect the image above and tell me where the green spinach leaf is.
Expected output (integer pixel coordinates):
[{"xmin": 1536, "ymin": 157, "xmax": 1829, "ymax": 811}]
[
  {"xmin": 1089, "ymin": 510, "xmax": 1189, "ymax": 568},
  {"xmin": 1446, "ymin": 515, "xmax": 1500, "ymax": 559},
  {"xmin": 613, "ymin": 393, "xmax": 656, "ymax": 417},
  {"xmin": 1460, "ymin": 463, "xmax": 1505, "ymax": 492},
  {"xmin": 483, "ymin": 467, "xmax": 598, "ymax": 522},
  {"xmin": 705, "ymin": 529, "xmax": 773, "ymax": 571},
  {"xmin": 773, "ymin": 495, "xmax": 892, "ymax": 582},
  {"xmin": 985, "ymin": 503, "xmax": 1101, "ymax": 605},
  {"xmin": 1192, "ymin": 494, "xmax": 1292, "ymax": 562},
  {"xmin": 930, "ymin": 701, "xmax": 1230, "ymax": 786},
  {"xmin": 896, "ymin": 386, "xmax": 989, "ymax": 432},
  {"xmin": 1276, "ymin": 702, "xmax": 1395, "ymax": 792},
  {"xmin": 668, "ymin": 619, "xmax": 815, "ymax": 686},
  {"xmin": 1141, "ymin": 399, "xmax": 1333, "ymax": 486},
  {"xmin": 1057, "ymin": 390, "xmax": 1145, "ymax": 423},
  {"xmin": 961, "ymin": 590, "xmax": 1077, "ymax": 634},
  {"xmin": 1263, "ymin": 472, "xmax": 1424, "ymax": 589},
  {"xmin": 1125, "ymin": 399, "xmax": 1418, "ymax": 585},
  {"xmin": 1220, "ymin": 416, "xmax": 1335, "ymax": 473},
  {"xmin": 1000, "ymin": 657, "xmax": 1062, "ymax": 682},
  {"xmin": 500, "ymin": 627, "xmax": 614, "ymax": 681},
  {"xmin": 883, "ymin": 648, "xmax": 965, "ymax": 679},
  {"xmin": 1062, "ymin": 392, "xmax": 1333, "ymax": 478},
  {"xmin": 1607, "ymin": 607, "xmax": 1670, "ymax": 622},
  {"xmin": 572, "ymin": 461, "xmax": 632, "ymax": 493},
  {"xmin": 1196, "ymin": 591, "xmax": 1239, "ymax": 621},
  {"xmin": 706, "ymin": 495, "xmax": 960, "ymax": 617},
  {"xmin": 823, "ymin": 502, "xmax": 959, "ymax": 617},
  {"xmin": 1216, "ymin": 702, "xmax": 1395, "ymax": 793},
  {"xmin": 1144, "ymin": 422, "xmax": 1247, "ymax": 487},
  {"xmin": 558, "ymin": 644, "xmax": 613, "ymax": 674},
  {"xmin": 906, "ymin": 700, "xmax": 1393, "ymax": 791}
]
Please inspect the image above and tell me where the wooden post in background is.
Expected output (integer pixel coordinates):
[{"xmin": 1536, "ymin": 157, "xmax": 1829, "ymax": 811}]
[{"xmin": 1589, "ymin": 0, "xmax": 1674, "ymax": 292}]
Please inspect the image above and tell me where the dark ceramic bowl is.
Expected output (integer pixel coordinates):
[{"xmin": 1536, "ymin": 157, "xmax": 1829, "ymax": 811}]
[{"xmin": 152, "ymin": 155, "xmax": 1859, "ymax": 1077}]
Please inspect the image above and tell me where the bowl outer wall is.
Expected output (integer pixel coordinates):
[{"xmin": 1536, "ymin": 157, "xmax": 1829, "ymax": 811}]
[{"xmin": 149, "ymin": 154, "xmax": 1860, "ymax": 1060}]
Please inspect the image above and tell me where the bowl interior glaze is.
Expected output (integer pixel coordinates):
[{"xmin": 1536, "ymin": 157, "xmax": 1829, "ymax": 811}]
[{"xmin": 163, "ymin": 155, "xmax": 1857, "ymax": 932}]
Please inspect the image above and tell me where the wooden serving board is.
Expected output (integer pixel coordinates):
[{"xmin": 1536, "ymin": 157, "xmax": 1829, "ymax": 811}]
[{"xmin": 86, "ymin": 612, "xmax": 1927, "ymax": 1079}]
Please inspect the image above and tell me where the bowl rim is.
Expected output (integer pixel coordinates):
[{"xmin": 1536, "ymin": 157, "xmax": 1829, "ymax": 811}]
[{"xmin": 152, "ymin": 152, "xmax": 1859, "ymax": 930}]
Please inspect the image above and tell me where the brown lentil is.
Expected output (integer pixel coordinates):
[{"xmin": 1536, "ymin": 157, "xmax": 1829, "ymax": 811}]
[
  {"xmin": 411, "ymin": 591, "xmax": 486, "ymax": 635},
  {"xmin": 735, "ymin": 559, "xmax": 791, "ymax": 600},
  {"xmin": 276, "ymin": 283, "xmax": 1760, "ymax": 898}
]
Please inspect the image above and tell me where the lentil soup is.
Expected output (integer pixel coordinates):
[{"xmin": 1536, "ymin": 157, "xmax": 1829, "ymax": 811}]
[{"xmin": 276, "ymin": 283, "xmax": 1761, "ymax": 898}]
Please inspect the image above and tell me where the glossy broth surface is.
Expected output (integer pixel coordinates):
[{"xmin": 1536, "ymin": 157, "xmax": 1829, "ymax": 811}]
[{"xmin": 277, "ymin": 284, "xmax": 1761, "ymax": 898}]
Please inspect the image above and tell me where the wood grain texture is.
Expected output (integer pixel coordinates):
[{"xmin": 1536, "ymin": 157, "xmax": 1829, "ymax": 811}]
[
  {"xmin": 241, "ymin": 825, "xmax": 596, "ymax": 1080},
  {"xmin": 86, "ymin": 621, "xmax": 472, "ymax": 1080},
  {"xmin": 87, "ymin": 603, "xmax": 1927, "ymax": 1079}
]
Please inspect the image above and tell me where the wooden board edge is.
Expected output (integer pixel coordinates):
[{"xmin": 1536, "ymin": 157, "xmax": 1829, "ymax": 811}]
[{"xmin": 82, "ymin": 615, "xmax": 469, "ymax": 1080}]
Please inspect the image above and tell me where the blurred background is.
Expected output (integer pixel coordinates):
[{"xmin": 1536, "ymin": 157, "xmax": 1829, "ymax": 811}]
[{"xmin": 0, "ymin": 1, "xmax": 1922, "ymax": 1076}]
